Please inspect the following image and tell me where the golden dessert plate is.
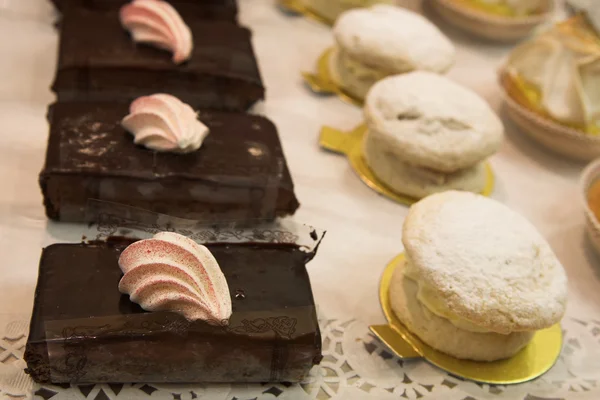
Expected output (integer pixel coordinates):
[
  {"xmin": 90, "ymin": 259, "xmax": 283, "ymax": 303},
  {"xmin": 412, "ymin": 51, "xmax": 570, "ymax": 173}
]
[
  {"xmin": 431, "ymin": 0, "xmax": 554, "ymax": 42},
  {"xmin": 278, "ymin": 0, "xmax": 334, "ymax": 26},
  {"xmin": 319, "ymin": 124, "xmax": 495, "ymax": 206},
  {"xmin": 372, "ymin": 253, "xmax": 563, "ymax": 385},
  {"xmin": 302, "ymin": 48, "xmax": 363, "ymax": 107}
]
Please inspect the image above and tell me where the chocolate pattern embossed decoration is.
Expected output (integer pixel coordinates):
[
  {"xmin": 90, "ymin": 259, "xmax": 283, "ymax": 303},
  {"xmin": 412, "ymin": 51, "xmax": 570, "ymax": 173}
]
[{"xmin": 230, "ymin": 317, "xmax": 298, "ymax": 340}]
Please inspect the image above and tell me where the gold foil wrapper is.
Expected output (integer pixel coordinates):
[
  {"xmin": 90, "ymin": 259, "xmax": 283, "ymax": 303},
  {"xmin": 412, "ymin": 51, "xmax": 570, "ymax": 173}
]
[
  {"xmin": 372, "ymin": 253, "xmax": 563, "ymax": 385},
  {"xmin": 303, "ymin": 48, "xmax": 363, "ymax": 106},
  {"xmin": 319, "ymin": 124, "xmax": 495, "ymax": 205},
  {"xmin": 278, "ymin": 0, "xmax": 335, "ymax": 25}
]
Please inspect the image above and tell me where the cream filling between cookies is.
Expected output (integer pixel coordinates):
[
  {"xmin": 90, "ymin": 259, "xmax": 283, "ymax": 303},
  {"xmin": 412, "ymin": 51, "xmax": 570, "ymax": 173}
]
[
  {"xmin": 332, "ymin": 47, "xmax": 409, "ymax": 85},
  {"xmin": 403, "ymin": 258, "xmax": 493, "ymax": 333}
]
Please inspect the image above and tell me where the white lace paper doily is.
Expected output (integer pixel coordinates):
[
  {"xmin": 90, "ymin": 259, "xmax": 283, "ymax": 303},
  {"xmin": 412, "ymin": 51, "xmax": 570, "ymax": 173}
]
[{"xmin": 0, "ymin": 314, "xmax": 599, "ymax": 400}]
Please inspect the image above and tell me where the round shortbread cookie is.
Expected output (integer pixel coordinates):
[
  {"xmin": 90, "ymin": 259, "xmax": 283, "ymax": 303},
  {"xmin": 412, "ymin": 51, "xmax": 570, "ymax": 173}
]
[
  {"xmin": 333, "ymin": 5, "xmax": 455, "ymax": 74},
  {"xmin": 363, "ymin": 128, "xmax": 487, "ymax": 198},
  {"xmin": 403, "ymin": 191, "xmax": 568, "ymax": 334},
  {"xmin": 364, "ymin": 72, "xmax": 504, "ymax": 172},
  {"xmin": 389, "ymin": 259, "xmax": 535, "ymax": 361},
  {"xmin": 303, "ymin": 0, "xmax": 395, "ymax": 23}
]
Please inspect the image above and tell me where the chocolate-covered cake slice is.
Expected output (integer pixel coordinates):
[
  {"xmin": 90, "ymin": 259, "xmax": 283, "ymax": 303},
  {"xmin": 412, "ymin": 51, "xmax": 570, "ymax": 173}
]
[
  {"xmin": 50, "ymin": 0, "xmax": 238, "ymax": 21},
  {"xmin": 53, "ymin": 8, "xmax": 264, "ymax": 111},
  {"xmin": 24, "ymin": 239, "xmax": 322, "ymax": 383},
  {"xmin": 40, "ymin": 102, "xmax": 300, "ymax": 222}
]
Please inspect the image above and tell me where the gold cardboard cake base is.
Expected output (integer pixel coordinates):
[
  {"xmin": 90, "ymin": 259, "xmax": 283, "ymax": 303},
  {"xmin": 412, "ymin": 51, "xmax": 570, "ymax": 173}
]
[
  {"xmin": 302, "ymin": 48, "xmax": 363, "ymax": 106},
  {"xmin": 278, "ymin": 0, "xmax": 334, "ymax": 26},
  {"xmin": 319, "ymin": 124, "xmax": 495, "ymax": 205},
  {"xmin": 372, "ymin": 253, "xmax": 563, "ymax": 385}
]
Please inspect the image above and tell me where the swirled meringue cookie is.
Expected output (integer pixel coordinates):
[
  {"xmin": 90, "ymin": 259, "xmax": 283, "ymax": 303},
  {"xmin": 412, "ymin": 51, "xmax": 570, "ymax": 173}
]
[
  {"xmin": 122, "ymin": 94, "xmax": 209, "ymax": 153},
  {"xmin": 390, "ymin": 191, "xmax": 568, "ymax": 361},
  {"xmin": 119, "ymin": 232, "xmax": 232, "ymax": 324},
  {"xmin": 120, "ymin": 0, "xmax": 193, "ymax": 64},
  {"xmin": 503, "ymin": 15, "xmax": 600, "ymax": 135},
  {"xmin": 330, "ymin": 5, "xmax": 455, "ymax": 100},
  {"xmin": 363, "ymin": 71, "xmax": 503, "ymax": 198},
  {"xmin": 302, "ymin": 0, "xmax": 394, "ymax": 23}
]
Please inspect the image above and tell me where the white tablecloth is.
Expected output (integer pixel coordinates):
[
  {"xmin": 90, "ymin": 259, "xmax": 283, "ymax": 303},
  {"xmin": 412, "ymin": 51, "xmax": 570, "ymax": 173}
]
[{"xmin": 1, "ymin": 1, "xmax": 600, "ymax": 399}]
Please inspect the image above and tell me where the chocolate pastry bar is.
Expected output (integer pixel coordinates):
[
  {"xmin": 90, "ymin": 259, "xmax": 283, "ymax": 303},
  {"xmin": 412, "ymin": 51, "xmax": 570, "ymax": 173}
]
[
  {"xmin": 53, "ymin": 8, "xmax": 264, "ymax": 111},
  {"xmin": 49, "ymin": 0, "xmax": 238, "ymax": 21},
  {"xmin": 40, "ymin": 102, "xmax": 300, "ymax": 222},
  {"xmin": 24, "ymin": 240, "xmax": 322, "ymax": 383}
]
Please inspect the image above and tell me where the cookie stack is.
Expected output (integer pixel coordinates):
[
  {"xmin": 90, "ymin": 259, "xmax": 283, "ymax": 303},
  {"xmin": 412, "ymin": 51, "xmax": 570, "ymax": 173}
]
[{"xmin": 40, "ymin": 0, "xmax": 300, "ymax": 222}]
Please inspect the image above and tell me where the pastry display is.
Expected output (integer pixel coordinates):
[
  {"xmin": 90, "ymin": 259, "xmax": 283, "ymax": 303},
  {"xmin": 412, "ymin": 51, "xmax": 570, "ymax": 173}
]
[
  {"xmin": 302, "ymin": 0, "xmax": 394, "ymax": 23},
  {"xmin": 48, "ymin": 0, "xmax": 238, "ymax": 21},
  {"xmin": 39, "ymin": 99, "xmax": 300, "ymax": 222},
  {"xmin": 53, "ymin": 6, "xmax": 264, "ymax": 111},
  {"xmin": 500, "ymin": 14, "xmax": 600, "ymax": 159},
  {"xmin": 328, "ymin": 5, "xmax": 455, "ymax": 100},
  {"xmin": 390, "ymin": 191, "xmax": 568, "ymax": 361},
  {"xmin": 362, "ymin": 71, "xmax": 503, "ymax": 198},
  {"xmin": 431, "ymin": 0, "xmax": 554, "ymax": 42},
  {"xmin": 24, "ymin": 233, "xmax": 322, "ymax": 383}
]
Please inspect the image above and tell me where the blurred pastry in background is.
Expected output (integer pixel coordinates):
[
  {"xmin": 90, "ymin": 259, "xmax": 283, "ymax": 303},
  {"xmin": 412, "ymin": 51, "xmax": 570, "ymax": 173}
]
[
  {"xmin": 329, "ymin": 5, "xmax": 455, "ymax": 100},
  {"xmin": 390, "ymin": 191, "xmax": 568, "ymax": 361},
  {"xmin": 302, "ymin": 0, "xmax": 394, "ymax": 23},
  {"xmin": 499, "ymin": 13, "xmax": 600, "ymax": 160},
  {"xmin": 566, "ymin": 0, "xmax": 600, "ymax": 32},
  {"xmin": 453, "ymin": 0, "xmax": 546, "ymax": 17},
  {"xmin": 431, "ymin": 0, "xmax": 554, "ymax": 42},
  {"xmin": 363, "ymin": 71, "xmax": 503, "ymax": 199}
]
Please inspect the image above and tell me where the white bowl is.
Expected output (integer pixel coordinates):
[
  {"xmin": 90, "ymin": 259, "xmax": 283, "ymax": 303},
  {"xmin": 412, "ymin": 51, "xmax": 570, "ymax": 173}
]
[
  {"xmin": 581, "ymin": 159, "xmax": 600, "ymax": 256},
  {"xmin": 431, "ymin": 0, "xmax": 554, "ymax": 42}
]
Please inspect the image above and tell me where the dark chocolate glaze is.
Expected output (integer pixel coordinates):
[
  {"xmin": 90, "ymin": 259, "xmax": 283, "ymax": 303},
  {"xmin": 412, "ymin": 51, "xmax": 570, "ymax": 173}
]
[
  {"xmin": 24, "ymin": 241, "xmax": 322, "ymax": 383},
  {"xmin": 50, "ymin": 0, "xmax": 238, "ymax": 22},
  {"xmin": 40, "ymin": 102, "xmax": 300, "ymax": 221},
  {"xmin": 53, "ymin": 8, "xmax": 264, "ymax": 111}
]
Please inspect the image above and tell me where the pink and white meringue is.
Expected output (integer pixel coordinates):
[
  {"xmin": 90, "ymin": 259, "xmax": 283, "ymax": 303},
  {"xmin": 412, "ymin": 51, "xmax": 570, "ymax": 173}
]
[
  {"xmin": 122, "ymin": 94, "xmax": 209, "ymax": 153},
  {"xmin": 118, "ymin": 232, "xmax": 232, "ymax": 324},
  {"xmin": 120, "ymin": 0, "xmax": 193, "ymax": 64}
]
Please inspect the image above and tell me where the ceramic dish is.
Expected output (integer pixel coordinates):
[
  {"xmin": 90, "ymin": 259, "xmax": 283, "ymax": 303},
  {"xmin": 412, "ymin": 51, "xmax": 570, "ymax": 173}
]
[
  {"xmin": 499, "ymin": 70, "xmax": 600, "ymax": 161},
  {"xmin": 431, "ymin": 0, "xmax": 554, "ymax": 42},
  {"xmin": 581, "ymin": 158, "xmax": 600, "ymax": 255}
]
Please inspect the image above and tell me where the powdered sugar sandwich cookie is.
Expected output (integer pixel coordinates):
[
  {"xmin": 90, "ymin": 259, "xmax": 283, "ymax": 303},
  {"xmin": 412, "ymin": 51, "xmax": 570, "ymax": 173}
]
[
  {"xmin": 390, "ymin": 191, "xmax": 568, "ymax": 361},
  {"xmin": 329, "ymin": 5, "xmax": 455, "ymax": 101},
  {"xmin": 302, "ymin": 0, "xmax": 394, "ymax": 23},
  {"xmin": 363, "ymin": 71, "xmax": 503, "ymax": 199}
]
